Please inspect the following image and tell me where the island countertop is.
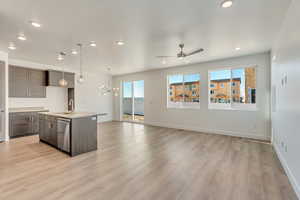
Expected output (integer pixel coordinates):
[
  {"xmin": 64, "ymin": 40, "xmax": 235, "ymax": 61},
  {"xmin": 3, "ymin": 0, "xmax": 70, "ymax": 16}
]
[{"xmin": 38, "ymin": 112, "xmax": 98, "ymax": 119}]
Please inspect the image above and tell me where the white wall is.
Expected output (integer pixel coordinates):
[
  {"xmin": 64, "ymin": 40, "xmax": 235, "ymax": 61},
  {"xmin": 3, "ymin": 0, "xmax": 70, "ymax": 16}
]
[
  {"xmin": 271, "ymin": 0, "xmax": 300, "ymax": 198},
  {"xmin": 75, "ymin": 72, "xmax": 113, "ymax": 122},
  {"xmin": 8, "ymin": 59, "xmax": 113, "ymax": 122},
  {"xmin": 113, "ymin": 52, "xmax": 271, "ymax": 140},
  {"xmin": 0, "ymin": 51, "xmax": 8, "ymax": 141}
]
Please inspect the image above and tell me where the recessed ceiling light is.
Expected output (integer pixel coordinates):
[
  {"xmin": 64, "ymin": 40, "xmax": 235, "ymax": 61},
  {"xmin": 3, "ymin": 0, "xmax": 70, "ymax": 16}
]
[
  {"xmin": 17, "ymin": 33, "xmax": 26, "ymax": 41},
  {"xmin": 8, "ymin": 43, "xmax": 16, "ymax": 50},
  {"xmin": 235, "ymin": 47, "xmax": 241, "ymax": 51},
  {"xmin": 116, "ymin": 40, "xmax": 125, "ymax": 46},
  {"xmin": 89, "ymin": 41, "xmax": 96, "ymax": 47},
  {"xmin": 71, "ymin": 49, "xmax": 78, "ymax": 55},
  {"xmin": 162, "ymin": 60, "xmax": 166, "ymax": 65},
  {"xmin": 30, "ymin": 21, "xmax": 41, "ymax": 28},
  {"xmin": 221, "ymin": 0, "xmax": 233, "ymax": 8}
]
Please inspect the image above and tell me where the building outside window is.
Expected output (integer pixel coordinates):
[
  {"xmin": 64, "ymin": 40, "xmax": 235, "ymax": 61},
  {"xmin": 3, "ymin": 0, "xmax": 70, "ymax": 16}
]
[
  {"xmin": 168, "ymin": 73, "xmax": 200, "ymax": 108},
  {"xmin": 208, "ymin": 66, "xmax": 256, "ymax": 110}
]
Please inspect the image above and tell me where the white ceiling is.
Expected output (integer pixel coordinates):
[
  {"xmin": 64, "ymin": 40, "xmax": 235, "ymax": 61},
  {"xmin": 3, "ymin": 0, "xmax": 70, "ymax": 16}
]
[{"xmin": 0, "ymin": 0, "xmax": 291, "ymax": 75}]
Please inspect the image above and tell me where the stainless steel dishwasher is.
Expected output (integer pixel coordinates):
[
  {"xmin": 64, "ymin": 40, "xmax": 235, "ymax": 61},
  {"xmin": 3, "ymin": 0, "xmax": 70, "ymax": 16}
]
[{"xmin": 57, "ymin": 118, "xmax": 71, "ymax": 153}]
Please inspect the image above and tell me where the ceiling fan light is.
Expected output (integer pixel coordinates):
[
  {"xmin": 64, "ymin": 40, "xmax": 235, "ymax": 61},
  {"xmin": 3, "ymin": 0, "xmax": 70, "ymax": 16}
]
[{"xmin": 221, "ymin": 0, "xmax": 233, "ymax": 8}]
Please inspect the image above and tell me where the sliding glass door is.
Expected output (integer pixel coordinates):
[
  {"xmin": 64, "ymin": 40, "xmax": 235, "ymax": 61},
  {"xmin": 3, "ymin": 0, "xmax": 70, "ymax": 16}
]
[{"xmin": 122, "ymin": 80, "xmax": 144, "ymax": 122}]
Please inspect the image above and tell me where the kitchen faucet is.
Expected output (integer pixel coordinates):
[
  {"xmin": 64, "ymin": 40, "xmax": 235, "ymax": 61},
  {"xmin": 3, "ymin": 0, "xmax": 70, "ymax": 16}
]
[{"xmin": 68, "ymin": 99, "xmax": 75, "ymax": 113}]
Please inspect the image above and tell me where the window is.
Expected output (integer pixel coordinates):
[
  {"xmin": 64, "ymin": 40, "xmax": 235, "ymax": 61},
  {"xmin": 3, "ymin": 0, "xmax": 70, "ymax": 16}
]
[
  {"xmin": 210, "ymin": 84, "xmax": 215, "ymax": 88},
  {"xmin": 208, "ymin": 66, "xmax": 256, "ymax": 110},
  {"xmin": 167, "ymin": 73, "xmax": 200, "ymax": 108}
]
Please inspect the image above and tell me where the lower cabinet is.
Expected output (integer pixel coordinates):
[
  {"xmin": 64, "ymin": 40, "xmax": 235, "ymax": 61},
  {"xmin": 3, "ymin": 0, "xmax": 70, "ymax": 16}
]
[
  {"xmin": 39, "ymin": 115, "xmax": 57, "ymax": 146},
  {"xmin": 9, "ymin": 112, "xmax": 39, "ymax": 138}
]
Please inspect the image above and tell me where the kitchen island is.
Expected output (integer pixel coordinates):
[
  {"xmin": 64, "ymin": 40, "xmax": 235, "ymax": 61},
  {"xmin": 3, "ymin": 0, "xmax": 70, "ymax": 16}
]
[{"xmin": 38, "ymin": 112, "xmax": 98, "ymax": 156}]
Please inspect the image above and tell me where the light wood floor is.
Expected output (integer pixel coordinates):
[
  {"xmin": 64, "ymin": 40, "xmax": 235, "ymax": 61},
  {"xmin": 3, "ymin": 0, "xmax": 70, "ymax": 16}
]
[{"xmin": 0, "ymin": 122, "xmax": 297, "ymax": 200}]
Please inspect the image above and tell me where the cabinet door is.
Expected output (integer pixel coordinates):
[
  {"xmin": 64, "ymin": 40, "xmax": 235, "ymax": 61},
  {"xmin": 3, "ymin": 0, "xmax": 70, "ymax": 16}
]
[
  {"xmin": 39, "ymin": 115, "xmax": 46, "ymax": 141},
  {"xmin": 31, "ymin": 113, "xmax": 39, "ymax": 134},
  {"xmin": 28, "ymin": 69, "xmax": 46, "ymax": 98},
  {"xmin": 65, "ymin": 73, "xmax": 75, "ymax": 88},
  {"xmin": 12, "ymin": 67, "xmax": 29, "ymax": 97},
  {"xmin": 47, "ymin": 71, "xmax": 62, "ymax": 87},
  {"xmin": 45, "ymin": 117, "xmax": 57, "ymax": 146},
  {"xmin": 50, "ymin": 118, "xmax": 57, "ymax": 146},
  {"xmin": 10, "ymin": 113, "xmax": 31, "ymax": 138}
]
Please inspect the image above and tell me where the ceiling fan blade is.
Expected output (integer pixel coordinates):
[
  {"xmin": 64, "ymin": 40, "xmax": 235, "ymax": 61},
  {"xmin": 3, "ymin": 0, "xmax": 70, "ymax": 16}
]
[
  {"xmin": 156, "ymin": 56, "xmax": 176, "ymax": 58},
  {"xmin": 185, "ymin": 48, "xmax": 204, "ymax": 56}
]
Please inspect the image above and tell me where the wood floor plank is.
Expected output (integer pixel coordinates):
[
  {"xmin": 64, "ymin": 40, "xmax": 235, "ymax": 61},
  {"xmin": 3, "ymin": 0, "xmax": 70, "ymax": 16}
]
[{"xmin": 0, "ymin": 122, "xmax": 297, "ymax": 200}]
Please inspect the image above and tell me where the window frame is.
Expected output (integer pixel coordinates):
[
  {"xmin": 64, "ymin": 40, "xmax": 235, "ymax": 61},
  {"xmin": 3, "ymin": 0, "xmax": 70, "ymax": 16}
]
[
  {"xmin": 167, "ymin": 72, "xmax": 201, "ymax": 109},
  {"xmin": 208, "ymin": 65, "xmax": 257, "ymax": 111}
]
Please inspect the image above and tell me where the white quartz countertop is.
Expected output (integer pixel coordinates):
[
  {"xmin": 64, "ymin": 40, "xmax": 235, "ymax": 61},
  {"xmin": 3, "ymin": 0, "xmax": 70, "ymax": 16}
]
[
  {"xmin": 9, "ymin": 107, "xmax": 49, "ymax": 113},
  {"xmin": 38, "ymin": 112, "xmax": 98, "ymax": 119}
]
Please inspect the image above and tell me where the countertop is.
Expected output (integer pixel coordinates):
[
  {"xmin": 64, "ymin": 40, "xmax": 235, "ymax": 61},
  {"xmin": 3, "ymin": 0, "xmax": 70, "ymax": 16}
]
[
  {"xmin": 38, "ymin": 112, "xmax": 98, "ymax": 119},
  {"xmin": 9, "ymin": 107, "xmax": 49, "ymax": 113}
]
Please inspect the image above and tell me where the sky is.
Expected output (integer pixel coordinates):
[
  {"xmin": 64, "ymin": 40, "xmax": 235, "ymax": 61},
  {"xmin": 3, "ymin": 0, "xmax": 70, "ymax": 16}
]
[
  {"xmin": 169, "ymin": 74, "xmax": 200, "ymax": 84},
  {"xmin": 123, "ymin": 80, "xmax": 144, "ymax": 98}
]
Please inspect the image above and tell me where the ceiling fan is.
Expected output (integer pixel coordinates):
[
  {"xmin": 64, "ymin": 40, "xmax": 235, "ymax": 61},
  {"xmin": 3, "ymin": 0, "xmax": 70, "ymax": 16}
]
[{"xmin": 156, "ymin": 43, "xmax": 204, "ymax": 59}]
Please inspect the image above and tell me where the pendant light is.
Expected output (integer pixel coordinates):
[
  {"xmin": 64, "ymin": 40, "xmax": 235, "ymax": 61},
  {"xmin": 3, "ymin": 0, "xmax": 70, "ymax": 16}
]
[
  {"xmin": 77, "ymin": 43, "xmax": 84, "ymax": 83},
  {"xmin": 58, "ymin": 52, "xmax": 68, "ymax": 87}
]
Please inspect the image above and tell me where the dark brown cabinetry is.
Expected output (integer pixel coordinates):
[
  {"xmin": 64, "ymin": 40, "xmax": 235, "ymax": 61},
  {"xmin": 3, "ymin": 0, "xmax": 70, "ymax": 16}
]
[
  {"xmin": 39, "ymin": 114, "xmax": 98, "ymax": 156},
  {"xmin": 46, "ymin": 70, "xmax": 75, "ymax": 88},
  {"xmin": 9, "ymin": 66, "xmax": 46, "ymax": 98},
  {"xmin": 9, "ymin": 112, "xmax": 40, "ymax": 138},
  {"xmin": 39, "ymin": 115, "xmax": 57, "ymax": 146}
]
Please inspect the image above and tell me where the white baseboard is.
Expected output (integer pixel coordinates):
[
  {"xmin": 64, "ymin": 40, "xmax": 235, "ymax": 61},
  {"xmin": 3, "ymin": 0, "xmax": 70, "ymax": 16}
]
[
  {"xmin": 144, "ymin": 121, "xmax": 270, "ymax": 141},
  {"xmin": 274, "ymin": 143, "xmax": 300, "ymax": 199}
]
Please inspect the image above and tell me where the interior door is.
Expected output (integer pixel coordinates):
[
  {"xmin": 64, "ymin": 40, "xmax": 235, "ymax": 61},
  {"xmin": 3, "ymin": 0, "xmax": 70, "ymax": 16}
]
[{"xmin": 0, "ymin": 61, "xmax": 5, "ymax": 141}]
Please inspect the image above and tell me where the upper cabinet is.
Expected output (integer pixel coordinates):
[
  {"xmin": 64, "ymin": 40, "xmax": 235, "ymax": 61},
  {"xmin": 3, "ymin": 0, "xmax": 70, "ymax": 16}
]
[
  {"xmin": 46, "ymin": 70, "xmax": 75, "ymax": 88},
  {"xmin": 9, "ymin": 65, "xmax": 46, "ymax": 98}
]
